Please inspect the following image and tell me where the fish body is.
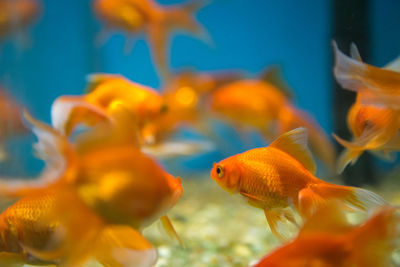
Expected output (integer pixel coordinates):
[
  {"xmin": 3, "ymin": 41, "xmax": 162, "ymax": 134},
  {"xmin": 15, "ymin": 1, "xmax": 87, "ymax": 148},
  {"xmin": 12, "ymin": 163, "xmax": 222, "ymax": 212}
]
[
  {"xmin": 93, "ymin": 0, "xmax": 205, "ymax": 79},
  {"xmin": 210, "ymin": 79, "xmax": 336, "ymax": 170},
  {"xmin": 333, "ymin": 42, "xmax": 400, "ymax": 173},
  {"xmin": 211, "ymin": 128, "xmax": 386, "ymax": 241},
  {"xmin": 0, "ymin": 0, "xmax": 39, "ymax": 39},
  {"xmin": 143, "ymin": 70, "xmax": 242, "ymax": 143},
  {"xmin": 0, "ymin": 184, "xmax": 157, "ymax": 266},
  {"xmin": 253, "ymin": 203, "xmax": 400, "ymax": 267},
  {"xmin": 51, "ymin": 74, "xmax": 166, "ymax": 143}
]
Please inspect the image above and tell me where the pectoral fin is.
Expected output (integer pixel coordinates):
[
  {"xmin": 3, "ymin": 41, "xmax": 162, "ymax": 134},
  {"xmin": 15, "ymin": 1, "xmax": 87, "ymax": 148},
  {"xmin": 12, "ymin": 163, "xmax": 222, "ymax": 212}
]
[
  {"xmin": 160, "ymin": 215, "xmax": 184, "ymax": 247},
  {"xmin": 264, "ymin": 208, "xmax": 298, "ymax": 243}
]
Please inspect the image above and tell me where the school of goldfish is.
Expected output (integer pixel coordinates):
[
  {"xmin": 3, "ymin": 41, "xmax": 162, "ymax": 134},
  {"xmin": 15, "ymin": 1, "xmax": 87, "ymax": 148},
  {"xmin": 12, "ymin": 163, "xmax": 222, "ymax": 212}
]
[{"xmin": 0, "ymin": 0, "xmax": 400, "ymax": 266}]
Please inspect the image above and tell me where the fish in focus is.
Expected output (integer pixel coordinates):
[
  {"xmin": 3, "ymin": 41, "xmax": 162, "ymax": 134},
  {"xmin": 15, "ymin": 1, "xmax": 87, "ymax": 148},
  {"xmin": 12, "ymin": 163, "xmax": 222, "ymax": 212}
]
[
  {"xmin": 252, "ymin": 202, "xmax": 400, "ymax": 267},
  {"xmin": 0, "ymin": 89, "xmax": 27, "ymax": 161},
  {"xmin": 209, "ymin": 70, "xmax": 336, "ymax": 171},
  {"xmin": 210, "ymin": 128, "xmax": 386, "ymax": 241},
  {"xmin": 93, "ymin": 0, "xmax": 207, "ymax": 79},
  {"xmin": 333, "ymin": 42, "xmax": 400, "ymax": 173},
  {"xmin": 0, "ymin": 0, "xmax": 40, "ymax": 40}
]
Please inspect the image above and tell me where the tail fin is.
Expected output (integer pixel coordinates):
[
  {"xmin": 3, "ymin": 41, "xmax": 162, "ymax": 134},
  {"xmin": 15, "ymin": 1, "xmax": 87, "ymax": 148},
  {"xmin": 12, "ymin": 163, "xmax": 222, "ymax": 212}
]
[
  {"xmin": 51, "ymin": 95, "xmax": 110, "ymax": 136},
  {"xmin": 148, "ymin": 0, "xmax": 210, "ymax": 80},
  {"xmin": 333, "ymin": 41, "xmax": 400, "ymax": 109},
  {"xmin": 350, "ymin": 205, "xmax": 400, "ymax": 267},
  {"xmin": 301, "ymin": 182, "xmax": 387, "ymax": 217},
  {"xmin": 0, "ymin": 111, "xmax": 78, "ymax": 197},
  {"xmin": 94, "ymin": 225, "xmax": 157, "ymax": 267},
  {"xmin": 335, "ymin": 147, "xmax": 363, "ymax": 174}
]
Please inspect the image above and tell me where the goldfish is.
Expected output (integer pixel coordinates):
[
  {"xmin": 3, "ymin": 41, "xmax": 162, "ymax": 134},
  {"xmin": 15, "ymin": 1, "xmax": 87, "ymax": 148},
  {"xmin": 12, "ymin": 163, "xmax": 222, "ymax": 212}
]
[
  {"xmin": 252, "ymin": 202, "xmax": 400, "ymax": 267},
  {"xmin": 209, "ymin": 69, "xmax": 336, "ymax": 170},
  {"xmin": 210, "ymin": 127, "xmax": 386, "ymax": 241},
  {"xmin": 332, "ymin": 42, "xmax": 400, "ymax": 173},
  {"xmin": 0, "ymin": 0, "xmax": 39, "ymax": 40},
  {"xmin": 93, "ymin": 0, "xmax": 207, "ymax": 79},
  {"xmin": 0, "ymin": 182, "xmax": 157, "ymax": 266},
  {"xmin": 142, "ymin": 70, "xmax": 242, "ymax": 144},
  {"xmin": 0, "ymin": 106, "xmax": 183, "ymax": 245},
  {"xmin": 0, "ymin": 89, "xmax": 27, "ymax": 161},
  {"xmin": 51, "ymin": 74, "xmax": 167, "ymax": 143}
]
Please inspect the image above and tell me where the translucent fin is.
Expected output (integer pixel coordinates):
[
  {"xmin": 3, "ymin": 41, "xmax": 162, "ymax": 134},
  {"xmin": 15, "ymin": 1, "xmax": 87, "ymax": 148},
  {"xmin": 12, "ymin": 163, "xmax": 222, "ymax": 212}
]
[
  {"xmin": 309, "ymin": 183, "xmax": 387, "ymax": 214},
  {"xmin": 160, "ymin": 215, "xmax": 184, "ymax": 247},
  {"xmin": 270, "ymin": 128, "xmax": 316, "ymax": 174},
  {"xmin": 264, "ymin": 208, "xmax": 298, "ymax": 242},
  {"xmin": 23, "ymin": 110, "xmax": 77, "ymax": 182},
  {"xmin": 350, "ymin": 42, "xmax": 362, "ymax": 62},
  {"xmin": 384, "ymin": 55, "xmax": 400, "ymax": 72},
  {"xmin": 95, "ymin": 225, "xmax": 157, "ymax": 267},
  {"xmin": 335, "ymin": 148, "xmax": 363, "ymax": 174},
  {"xmin": 297, "ymin": 187, "xmax": 326, "ymax": 219},
  {"xmin": 333, "ymin": 41, "xmax": 400, "ymax": 109},
  {"xmin": 51, "ymin": 96, "xmax": 110, "ymax": 135},
  {"xmin": 260, "ymin": 65, "xmax": 294, "ymax": 99}
]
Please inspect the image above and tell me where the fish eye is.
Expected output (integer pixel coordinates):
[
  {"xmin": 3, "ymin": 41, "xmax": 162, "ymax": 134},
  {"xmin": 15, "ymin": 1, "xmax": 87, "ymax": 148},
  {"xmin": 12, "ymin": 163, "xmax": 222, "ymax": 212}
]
[{"xmin": 216, "ymin": 165, "xmax": 224, "ymax": 178}]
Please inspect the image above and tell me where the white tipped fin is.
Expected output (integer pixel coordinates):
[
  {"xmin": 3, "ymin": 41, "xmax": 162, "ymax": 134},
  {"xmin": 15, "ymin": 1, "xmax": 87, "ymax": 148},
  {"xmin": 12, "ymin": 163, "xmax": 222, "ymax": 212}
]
[
  {"xmin": 95, "ymin": 225, "xmax": 157, "ymax": 267},
  {"xmin": 350, "ymin": 42, "xmax": 362, "ymax": 62},
  {"xmin": 23, "ymin": 111, "xmax": 75, "ymax": 181},
  {"xmin": 384, "ymin": 55, "xmax": 400, "ymax": 72},
  {"xmin": 270, "ymin": 127, "xmax": 316, "ymax": 174}
]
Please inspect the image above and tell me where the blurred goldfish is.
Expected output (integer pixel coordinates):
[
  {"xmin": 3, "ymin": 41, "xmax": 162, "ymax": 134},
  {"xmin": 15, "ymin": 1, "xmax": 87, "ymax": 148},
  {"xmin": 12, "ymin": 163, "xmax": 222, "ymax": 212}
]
[
  {"xmin": 93, "ymin": 0, "xmax": 207, "ymax": 79},
  {"xmin": 209, "ymin": 68, "xmax": 336, "ymax": 170},
  {"xmin": 0, "ymin": 0, "xmax": 40, "ymax": 40},
  {"xmin": 142, "ymin": 70, "xmax": 242, "ymax": 143},
  {"xmin": 211, "ymin": 128, "xmax": 386, "ymax": 241},
  {"xmin": 333, "ymin": 42, "xmax": 400, "ymax": 173},
  {"xmin": 0, "ymin": 89, "xmax": 27, "ymax": 161},
  {"xmin": 51, "ymin": 74, "xmax": 166, "ymax": 142},
  {"xmin": 0, "ymin": 107, "xmax": 184, "ymax": 245},
  {"xmin": 0, "ymin": 183, "xmax": 157, "ymax": 266},
  {"xmin": 252, "ymin": 202, "xmax": 400, "ymax": 267}
]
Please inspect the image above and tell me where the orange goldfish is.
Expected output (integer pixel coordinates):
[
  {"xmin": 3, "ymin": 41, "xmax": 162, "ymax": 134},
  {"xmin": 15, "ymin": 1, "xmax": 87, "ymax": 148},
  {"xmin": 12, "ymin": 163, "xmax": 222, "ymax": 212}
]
[
  {"xmin": 0, "ymin": 89, "xmax": 27, "ymax": 161},
  {"xmin": 93, "ymin": 0, "xmax": 207, "ymax": 79},
  {"xmin": 0, "ymin": 107, "xmax": 183, "ymax": 244},
  {"xmin": 51, "ymin": 74, "xmax": 167, "ymax": 143},
  {"xmin": 142, "ymin": 70, "xmax": 242, "ymax": 144},
  {"xmin": 0, "ymin": 0, "xmax": 40, "ymax": 40},
  {"xmin": 0, "ymin": 183, "xmax": 157, "ymax": 266},
  {"xmin": 211, "ymin": 128, "xmax": 386, "ymax": 241},
  {"xmin": 333, "ymin": 42, "xmax": 400, "ymax": 173},
  {"xmin": 209, "ymin": 75, "xmax": 336, "ymax": 170},
  {"xmin": 252, "ymin": 202, "xmax": 400, "ymax": 267}
]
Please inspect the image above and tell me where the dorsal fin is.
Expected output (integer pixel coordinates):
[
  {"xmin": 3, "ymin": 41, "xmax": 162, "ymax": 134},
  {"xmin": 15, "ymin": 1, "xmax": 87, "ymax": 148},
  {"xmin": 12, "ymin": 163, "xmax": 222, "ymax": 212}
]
[
  {"xmin": 350, "ymin": 42, "xmax": 362, "ymax": 62},
  {"xmin": 270, "ymin": 127, "xmax": 316, "ymax": 174},
  {"xmin": 260, "ymin": 65, "xmax": 294, "ymax": 99},
  {"xmin": 299, "ymin": 200, "xmax": 352, "ymax": 235}
]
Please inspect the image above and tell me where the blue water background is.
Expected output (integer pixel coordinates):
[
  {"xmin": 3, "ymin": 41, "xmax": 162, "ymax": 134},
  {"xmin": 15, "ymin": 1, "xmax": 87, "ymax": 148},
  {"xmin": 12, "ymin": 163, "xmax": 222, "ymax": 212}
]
[{"xmin": 0, "ymin": 0, "xmax": 398, "ymax": 176}]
